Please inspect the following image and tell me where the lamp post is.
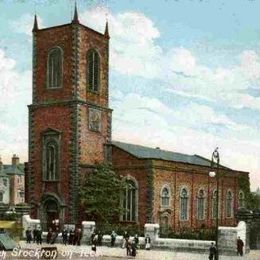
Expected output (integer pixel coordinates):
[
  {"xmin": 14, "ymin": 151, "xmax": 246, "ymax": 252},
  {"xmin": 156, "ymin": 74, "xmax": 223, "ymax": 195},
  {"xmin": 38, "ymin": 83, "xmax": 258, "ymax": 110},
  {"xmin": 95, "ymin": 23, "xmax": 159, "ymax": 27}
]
[{"xmin": 209, "ymin": 147, "xmax": 220, "ymax": 260}]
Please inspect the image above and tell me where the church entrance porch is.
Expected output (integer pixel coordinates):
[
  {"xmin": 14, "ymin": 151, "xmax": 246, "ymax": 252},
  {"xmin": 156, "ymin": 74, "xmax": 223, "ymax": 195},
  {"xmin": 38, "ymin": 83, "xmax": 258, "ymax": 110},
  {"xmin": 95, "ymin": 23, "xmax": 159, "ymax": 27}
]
[
  {"xmin": 39, "ymin": 194, "xmax": 64, "ymax": 231},
  {"xmin": 45, "ymin": 200, "xmax": 59, "ymax": 231}
]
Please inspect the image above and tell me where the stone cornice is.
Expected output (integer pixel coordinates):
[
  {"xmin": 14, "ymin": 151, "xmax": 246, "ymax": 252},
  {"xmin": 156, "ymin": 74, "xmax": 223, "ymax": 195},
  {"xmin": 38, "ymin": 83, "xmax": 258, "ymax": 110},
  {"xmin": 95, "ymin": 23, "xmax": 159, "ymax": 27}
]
[{"xmin": 28, "ymin": 99, "xmax": 113, "ymax": 112}]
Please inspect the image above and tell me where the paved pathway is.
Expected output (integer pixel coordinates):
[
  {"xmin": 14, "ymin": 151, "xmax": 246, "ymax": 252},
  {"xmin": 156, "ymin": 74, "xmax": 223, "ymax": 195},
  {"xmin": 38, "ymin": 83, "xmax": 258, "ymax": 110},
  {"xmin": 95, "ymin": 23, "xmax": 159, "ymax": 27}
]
[{"xmin": 4, "ymin": 241, "xmax": 260, "ymax": 260}]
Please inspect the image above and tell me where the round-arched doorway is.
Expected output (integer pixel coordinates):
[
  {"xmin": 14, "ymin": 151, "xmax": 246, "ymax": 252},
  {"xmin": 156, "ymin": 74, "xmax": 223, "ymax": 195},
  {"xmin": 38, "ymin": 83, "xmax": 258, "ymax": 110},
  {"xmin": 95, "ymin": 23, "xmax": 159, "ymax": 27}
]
[{"xmin": 42, "ymin": 198, "xmax": 60, "ymax": 231}]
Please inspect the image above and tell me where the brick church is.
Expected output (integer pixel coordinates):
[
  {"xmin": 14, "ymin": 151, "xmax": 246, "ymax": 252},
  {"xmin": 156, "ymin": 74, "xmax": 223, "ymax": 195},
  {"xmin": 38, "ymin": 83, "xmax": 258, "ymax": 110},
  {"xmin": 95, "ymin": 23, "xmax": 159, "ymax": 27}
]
[{"xmin": 25, "ymin": 6, "xmax": 249, "ymax": 232}]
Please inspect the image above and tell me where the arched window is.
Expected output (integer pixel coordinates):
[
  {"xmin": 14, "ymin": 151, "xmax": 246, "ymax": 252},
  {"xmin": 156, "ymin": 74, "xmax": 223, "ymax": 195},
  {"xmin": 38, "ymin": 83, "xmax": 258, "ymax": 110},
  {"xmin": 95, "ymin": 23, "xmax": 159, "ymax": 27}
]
[
  {"xmin": 47, "ymin": 47, "xmax": 63, "ymax": 89},
  {"xmin": 0, "ymin": 192, "xmax": 3, "ymax": 202},
  {"xmin": 197, "ymin": 189, "xmax": 205, "ymax": 220},
  {"xmin": 42, "ymin": 130, "xmax": 60, "ymax": 182},
  {"xmin": 161, "ymin": 186, "xmax": 170, "ymax": 207},
  {"xmin": 87, "ymin": 49, "xmax": 100, "ymax": 92},
  {"xmin": 45, "ymin": 141, "xmax": 58, "ymax": 181},
  {"xmin": 226, "ymin": 191, "xmax": 233, "ymax": 218},
  {"xmin": 122, "ymin": 180, "xmax": 137, "ymax": 222},
  {"xmin": 180, "ymin": 188, "xmax": 188, "ymax": 220},
  {"xmin": 238, "ymin": 190, "xmax": 245, "ymax": 208},
  {"xmin": 212, "ymin": 190, "xmax": 218, "ymax": 219}
]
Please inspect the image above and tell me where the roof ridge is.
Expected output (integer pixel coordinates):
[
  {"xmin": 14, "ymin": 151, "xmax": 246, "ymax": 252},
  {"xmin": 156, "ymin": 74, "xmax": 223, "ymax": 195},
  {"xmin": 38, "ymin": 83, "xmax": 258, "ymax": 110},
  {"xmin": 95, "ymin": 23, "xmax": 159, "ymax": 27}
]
[{"xmin": 112, "ymin": 140, "xmax": 193, "ymax": 157}]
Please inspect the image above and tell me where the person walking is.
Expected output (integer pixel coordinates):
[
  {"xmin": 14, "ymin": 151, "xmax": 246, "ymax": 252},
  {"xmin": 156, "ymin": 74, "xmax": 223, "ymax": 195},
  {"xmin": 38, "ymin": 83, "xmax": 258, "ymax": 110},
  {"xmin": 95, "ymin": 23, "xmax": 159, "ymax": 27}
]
[
  {"xmin": 50, "ymin": 227, "xmax": 59, "ymax": 244},
  {"xmin": 91, "ymin": 233, "xmax": 98, "ymax": 256},
  {"xmin": 209, "ymin": 242, "xmax": 217, "ymax": 260},
  {"xmin": 33, "ymin": 227, "xmax": 37, "ymax": 243},
  {"xmin": 36, "ymin": 228, "xmax": 42, "ymax": 245},
  {"xmin": 68, "ymin": 229, "xmax": 75, "ymax": 245},
  {"xmin": 134, "ymin": 234, "xmax": 139, "ymax": 249},
  {"xmin": 126, "ymin": 239, "xmax": 131, "ymax": 256},
  {"xmin": 46, "ymin": 228, "xmax": 52, "ymax": 244},
  {"xmin": 62, "ymin": 228, "xmax": 68, "ymax": 245},
  {"xmin": 25, "ymin": 228, "xmax": 32, "ymax": 244},
  {"xmin": 122, "ymin": 231, "xmax": 129, "ymax": 248},
  {"xmin": 145, "ymin": 234, "xmax": 151, "ymax": 250},
  {"xmin": 131, "ymin": 241, "xmax": 137, "ymax": 257},
  {"xmin": 97, "ymin": 231, "xmax": 103, "ymax": 246},
  {"xmin": 237, "ymin": 236, "xmax": 244, "ymax": 256},
  {"xmin": 75, "ymin": 228, "xmax": 82, "ymax": 246},
  {"xmin": 110, "ymin": 230, "xmax": 117, "ymax": 247},
  {"xmin": 90, "ymin": 229, "xmax": 96, "ymax": 245}
]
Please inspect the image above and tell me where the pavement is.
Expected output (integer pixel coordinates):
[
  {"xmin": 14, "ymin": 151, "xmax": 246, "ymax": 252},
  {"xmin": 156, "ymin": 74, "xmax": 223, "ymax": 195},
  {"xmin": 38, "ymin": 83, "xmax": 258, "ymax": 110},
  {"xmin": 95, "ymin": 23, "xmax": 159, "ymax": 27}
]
[{"xmin": 3, "ymin": 241, "xmax": 260, "ymax": 260}]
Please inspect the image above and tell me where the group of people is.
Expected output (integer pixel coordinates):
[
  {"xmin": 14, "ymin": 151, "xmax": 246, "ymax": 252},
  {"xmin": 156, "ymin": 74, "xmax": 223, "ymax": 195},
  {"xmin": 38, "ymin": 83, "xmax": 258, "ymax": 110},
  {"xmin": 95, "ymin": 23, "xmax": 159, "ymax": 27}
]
[
  {"xmin": 209, "ymin": 236, "xmax": 244, "ymax": 260},
  {"xmin": 90, "ymin": 230, "xmax": 104, "ymax": 254},
  {"xmin": 61, "ymin": 228, "xmax": 82, "ymax": 246},
  {"xmin": 25, "ymin": 227, "xmax": 42, "ymax": 245},
  {"xmin": 122, "ymin": 231, "xmax": 139, "ymax": 257},
  {"xmin": 89, "ymin": 229, "xmax": 149, "ymax": 257},
  {"xmin": 26, "ymin": 226, "xmax": 82, "ymax": 246}
]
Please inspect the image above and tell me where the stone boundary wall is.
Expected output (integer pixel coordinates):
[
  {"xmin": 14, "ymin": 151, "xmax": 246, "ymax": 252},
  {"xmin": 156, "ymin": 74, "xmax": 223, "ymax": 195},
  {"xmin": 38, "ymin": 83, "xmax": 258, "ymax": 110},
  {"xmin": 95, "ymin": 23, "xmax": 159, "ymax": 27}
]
[
  {"xmin": 22, "ymin": 215, "xmax": 40, "ymax": 238},
  {"xmin": 218, "ymin": 221, "xmax": 247, "ymax": 256},
  {"xmin": 21, "ymin": 218, "xmax": 247, "ymax": 255}
]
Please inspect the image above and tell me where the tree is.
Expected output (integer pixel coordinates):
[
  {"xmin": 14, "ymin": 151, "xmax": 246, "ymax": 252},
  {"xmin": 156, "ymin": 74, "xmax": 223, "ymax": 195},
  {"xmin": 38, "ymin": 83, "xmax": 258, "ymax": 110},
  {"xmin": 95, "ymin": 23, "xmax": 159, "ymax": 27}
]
[{"xmin": 79, "ymin": 163, "xmax": 126, "ymax": 223}]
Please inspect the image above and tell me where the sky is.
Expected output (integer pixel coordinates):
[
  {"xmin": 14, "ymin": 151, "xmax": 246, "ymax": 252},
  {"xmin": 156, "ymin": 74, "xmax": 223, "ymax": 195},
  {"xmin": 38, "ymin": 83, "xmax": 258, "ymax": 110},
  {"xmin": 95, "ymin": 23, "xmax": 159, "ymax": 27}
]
[{"xmin": 0, "ymin": 0, "xmax": 259, "ymax": 191}]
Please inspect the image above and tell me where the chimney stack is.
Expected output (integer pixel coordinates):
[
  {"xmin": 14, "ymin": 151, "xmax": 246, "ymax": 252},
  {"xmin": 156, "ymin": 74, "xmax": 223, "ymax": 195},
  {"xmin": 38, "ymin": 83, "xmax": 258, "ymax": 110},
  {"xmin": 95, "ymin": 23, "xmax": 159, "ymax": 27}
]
[{"xmin": 12, "ymin": 154, "xmax": 19, "ymax": 166}]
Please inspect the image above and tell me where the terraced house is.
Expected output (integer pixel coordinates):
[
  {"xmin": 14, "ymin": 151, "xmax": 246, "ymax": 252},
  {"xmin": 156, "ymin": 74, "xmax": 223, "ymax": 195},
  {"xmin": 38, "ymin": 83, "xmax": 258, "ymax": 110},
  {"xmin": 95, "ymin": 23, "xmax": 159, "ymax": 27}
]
[
  {"xmin": 0, "ymin": 155, "xmax": 25, "ymax": 207},
  {"xmin": 25, "ymin": 7, "xmax": 249, "ymax": 232}
]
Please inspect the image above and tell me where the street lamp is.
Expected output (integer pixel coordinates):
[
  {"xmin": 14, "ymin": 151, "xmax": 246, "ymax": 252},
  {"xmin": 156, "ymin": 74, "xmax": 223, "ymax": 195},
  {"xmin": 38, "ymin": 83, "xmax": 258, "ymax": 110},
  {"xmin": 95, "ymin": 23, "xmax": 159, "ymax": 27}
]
[{"xmin": 209, "ymin": 147, "xmax": 220, "ymax": 260}]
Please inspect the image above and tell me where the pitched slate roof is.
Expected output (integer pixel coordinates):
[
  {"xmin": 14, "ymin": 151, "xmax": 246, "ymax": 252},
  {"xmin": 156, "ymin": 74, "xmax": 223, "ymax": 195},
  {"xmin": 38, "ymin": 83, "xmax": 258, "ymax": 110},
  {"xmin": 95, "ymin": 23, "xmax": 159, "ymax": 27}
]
[
  {"xmin": 111, "ymin": 141, "xmax": 230, "ymax": 169},
  {"xmin": 3, "ymin": 164, "xmax": 24, "ymax": 175}
]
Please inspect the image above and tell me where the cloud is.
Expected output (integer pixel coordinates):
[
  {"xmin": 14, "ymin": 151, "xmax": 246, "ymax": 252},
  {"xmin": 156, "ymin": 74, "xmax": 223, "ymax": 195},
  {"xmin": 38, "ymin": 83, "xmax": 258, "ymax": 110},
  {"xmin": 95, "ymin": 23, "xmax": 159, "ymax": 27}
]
[
  {"xmin": 10, "ymin": 14, "xmax": 44, "ymax": 36},
  {"xmin": 81, "ymin": 6, "xmax": 162, "ymax": 78},
  {"xmin": 80, "ymin": 7, "xmax": 260, "ymax": 111},
  {"xmin": 0, "ymin": 48, "xmax": 31, "ymax": 163},
  {"xmin": 111, "ymin": 91, "xmax": 260, "ymax": 190}
]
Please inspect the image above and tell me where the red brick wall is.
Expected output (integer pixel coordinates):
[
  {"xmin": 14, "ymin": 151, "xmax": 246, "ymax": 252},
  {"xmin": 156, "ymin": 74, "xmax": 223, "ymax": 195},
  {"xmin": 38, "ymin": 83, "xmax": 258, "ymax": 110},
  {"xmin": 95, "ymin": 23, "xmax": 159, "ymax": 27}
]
[
  {"xmin": 153, "ymin": 160, "xmax": 241, "ymax": 232},
  {"xmin": 111, "ymin": 146, "xmax": 149, "ymax": 226},
  {"xmin": 111, "ymin": 146, "xmax": 247, "ymax": 231},
  {"xmin": 29, "ymin": 22, "xmax": 110, "ymax": 224},
  {"xmin": 34, "ymin": 25, "xmax": 73, "ymax": 103},
  {"xmin": 79, "ymin": 104, "xmax": 110, "ymax": 165},
  {"xmin": 30, "ymin": 105, "xmax": 72, "ymax": 220},
  {"xmin": 78, "ymin": 26, "xmax": 109, "ymax": 107}
]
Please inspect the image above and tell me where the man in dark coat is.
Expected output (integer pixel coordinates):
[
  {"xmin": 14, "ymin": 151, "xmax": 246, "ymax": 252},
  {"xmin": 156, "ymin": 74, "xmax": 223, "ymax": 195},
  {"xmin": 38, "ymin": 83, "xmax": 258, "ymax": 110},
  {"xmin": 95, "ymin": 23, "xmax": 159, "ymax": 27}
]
[
  {"xmin": 237, "ymin": 236, "xmax": 244, "ymax": 256},
  {"xmin": 46, "ymin": 228, "xmax": 52, "ymax": 244},
  {"xmin": 62, "ymin": 228, "xmax": 68, "ymax": 245},
  {"xmin": 110, "ymin": 231, "xmax": 116, "ymax": 247},
  {"xmin": 36, "ymin": 228, "xmax": 42, "ymax": 245},
  {"xmin": 122, "ymin": 231, "xmax": 129, "ymax": 248},
  {"xmin": 25, "ymin": 228, "xmax": 32, "ymax": 244},
  {"xmin": 97, "ymin": 231, "xmax": 103, "ymax": 246},
  {"xmin": 209, "ymin": 242, "xmax": 217, "ymax": 260},
  {"xmin": 33, "ymin": 227, "xmax": 37, "ymax": 243},
  {"xmin": 69, "ymin": 229, "xmax": 75, "ymax": 245}
]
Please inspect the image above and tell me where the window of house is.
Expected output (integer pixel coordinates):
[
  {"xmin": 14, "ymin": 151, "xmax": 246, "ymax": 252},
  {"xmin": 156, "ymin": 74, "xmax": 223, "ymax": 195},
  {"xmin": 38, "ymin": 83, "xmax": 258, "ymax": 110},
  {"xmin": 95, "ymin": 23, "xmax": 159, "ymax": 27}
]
[
  {"xmin": 161, "ymin": 187, "xmax": 170, "ymax": 207},
  {"xmin": 226, "ymin": 191, "xmax": 233, "ymax": 218},
  {"xmin": 47, "ymin": 47, "xmax": 63, "ymax": 89},
  {"xmin": 122, "ymin": 180, "xmax": 137, "ymax": 222},
  {"xmin": 3, "ymin": 179, "xmax": 7, "ymax": 187},
  {"xmin": 0, "ymin": 192, "xmax": 3, "ymax": 202},
  {"xmin": 238, "ymin": 190, "xmax": 245, "ymax": 208},
  {"xmin": 87, "ymin": 49, "xmax": 100, "ymax": 92},
  {"xmin": 197, "ymin": 189, "xmax": 205, "ymax": 220},
  {"xmin": 180, "ymin": 188, "xmax": 188, "ymax": 220}
]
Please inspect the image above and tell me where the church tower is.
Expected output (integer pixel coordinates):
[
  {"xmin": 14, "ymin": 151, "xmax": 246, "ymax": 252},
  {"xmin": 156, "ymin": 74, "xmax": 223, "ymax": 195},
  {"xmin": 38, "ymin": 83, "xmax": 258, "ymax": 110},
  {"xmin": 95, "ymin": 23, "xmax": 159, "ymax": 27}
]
[{"xmin": 27, "ymin": 6, "xmax": 111, "ymax": 228}]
